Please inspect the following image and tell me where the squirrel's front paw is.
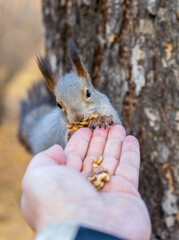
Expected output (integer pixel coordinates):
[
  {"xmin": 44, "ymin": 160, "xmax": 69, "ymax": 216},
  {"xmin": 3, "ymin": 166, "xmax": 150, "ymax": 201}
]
[{"xmin": 88, "ymin": 115, "xmax": 114, "ymax": 130}]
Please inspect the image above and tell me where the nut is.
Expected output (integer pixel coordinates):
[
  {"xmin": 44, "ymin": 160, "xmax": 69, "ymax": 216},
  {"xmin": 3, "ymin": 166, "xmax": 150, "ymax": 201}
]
[
  {"xmin": 67, "ymin": 113, "xmax": 99, "ymax": 141},
  {"xmin": 88, "ymin": 113, "xmax": 98, "ymax": 120},
  {"xmin": 88, "ymin": 171, "xmax": 110, "ymax": 190},
  {"xmin": 88, "ymin": 156, "xmax": 110, "ymax": 190},
  {"xmin": 93, "ymin": 156, "xmax": 103, "ymax": 165}
]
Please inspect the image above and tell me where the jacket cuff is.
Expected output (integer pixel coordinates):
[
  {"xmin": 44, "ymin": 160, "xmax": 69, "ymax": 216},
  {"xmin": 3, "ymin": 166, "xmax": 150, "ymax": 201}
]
[{"xmin": 34, "ymin": 222, "xmax": 124, "ymax": 240}]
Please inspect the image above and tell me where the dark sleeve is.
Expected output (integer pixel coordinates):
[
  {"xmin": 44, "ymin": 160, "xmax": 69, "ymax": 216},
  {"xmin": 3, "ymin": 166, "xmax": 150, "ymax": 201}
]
[
  {"xmin": 34, "ymin": 222, "xmax": 125, "ymax": 240},
  {"xmin": 75, "ymin": 226, "xmax": 125, "ymax": 240}
]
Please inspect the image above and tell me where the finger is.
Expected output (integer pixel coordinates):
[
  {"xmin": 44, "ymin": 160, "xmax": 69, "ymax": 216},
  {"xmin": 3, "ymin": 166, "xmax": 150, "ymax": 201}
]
[
  {"xmin": 82, "ymin": 126, "xmax": 109, "ymax": 174},
  {"xmin": 65, "ymin": 128, "xmax": 92, "ymax": 171},
  {"xmin": 43, "ymin": 144, "xmax": 66, "ymax": 164},
  {"xmin": 28, "ymin": 145, "xmax": 66, "ymax": 170},
  {"xmin": 115, "ymin": 136, "xmax": 140, "ymax": 189},
  {"xmin": 102, "ymin": 125, "xmax": 126, "ymax": 175}
]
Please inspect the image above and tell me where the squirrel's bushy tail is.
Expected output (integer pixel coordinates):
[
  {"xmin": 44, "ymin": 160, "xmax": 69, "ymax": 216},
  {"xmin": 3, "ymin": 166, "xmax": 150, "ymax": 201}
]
[{"xmin": 18, "ymin": 81, "xmax": 56, "ymax": 152}]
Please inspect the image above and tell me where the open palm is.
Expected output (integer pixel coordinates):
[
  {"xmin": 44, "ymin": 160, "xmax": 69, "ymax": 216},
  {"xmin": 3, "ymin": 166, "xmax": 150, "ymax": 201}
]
[{"xmin": 21, "ymin": 125, "xmax": 151, "ymax": 240}]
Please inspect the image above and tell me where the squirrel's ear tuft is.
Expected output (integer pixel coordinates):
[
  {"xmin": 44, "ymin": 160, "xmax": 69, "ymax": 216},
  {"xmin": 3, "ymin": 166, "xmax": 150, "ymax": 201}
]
[
  {"xmin": 68, "ymin": 39, "xmax": 88, "ymax": 80},
  {"xmin": 36, "ymin": 56, "xmax": 57, "ymax": 93}
]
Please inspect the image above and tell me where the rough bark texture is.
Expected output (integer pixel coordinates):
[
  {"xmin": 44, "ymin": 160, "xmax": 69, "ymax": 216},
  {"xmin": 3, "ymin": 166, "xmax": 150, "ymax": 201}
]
[{"xmin": 41, "ymin": 0, "xmax": 179, "ymax": 239}]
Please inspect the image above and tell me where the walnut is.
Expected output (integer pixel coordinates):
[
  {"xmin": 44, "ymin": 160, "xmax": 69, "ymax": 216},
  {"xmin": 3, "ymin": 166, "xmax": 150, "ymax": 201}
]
[
  {"xmin": 88, "ymin": 156, "xmax": 110, "ymax": 190},
  {"xmin": 88, "ymin": 172, "xmax": 110, "ymax": 190},
  {"xmin": 93, "ymin": 156, "xmax": 103, "ymax": 165},
  {"xmin": 67, "ymin": 113, "xmax": 99, "ymax": 141}
]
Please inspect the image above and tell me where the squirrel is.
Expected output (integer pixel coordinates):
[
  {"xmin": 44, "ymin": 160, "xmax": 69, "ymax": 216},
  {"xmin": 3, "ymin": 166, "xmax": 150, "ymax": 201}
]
[{"xmin": 18, "ymin": 39, "xmax": 121, "ymax": 154}]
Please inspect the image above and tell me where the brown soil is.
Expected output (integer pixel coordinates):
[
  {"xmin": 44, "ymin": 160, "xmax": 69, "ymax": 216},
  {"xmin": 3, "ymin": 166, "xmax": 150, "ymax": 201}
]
[{"xmin": 0, "ymin": 60, "xmax": 40, "ymax": 240}]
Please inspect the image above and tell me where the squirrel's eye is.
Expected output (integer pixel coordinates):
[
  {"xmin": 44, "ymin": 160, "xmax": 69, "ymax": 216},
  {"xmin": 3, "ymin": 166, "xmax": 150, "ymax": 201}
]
[
  {"xmin": 57, "ymin": 103, "xmax": 62, "ymax": 109},
  {"xmin": 86, "ymin": 89, "xmax": 91, "ymax": 98}
]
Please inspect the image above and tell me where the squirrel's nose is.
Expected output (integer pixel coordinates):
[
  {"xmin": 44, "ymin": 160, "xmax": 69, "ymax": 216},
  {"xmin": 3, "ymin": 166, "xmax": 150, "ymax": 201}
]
[{"xmin": 71, "ymin": 114, "xmax": 84, "ymax": 123}]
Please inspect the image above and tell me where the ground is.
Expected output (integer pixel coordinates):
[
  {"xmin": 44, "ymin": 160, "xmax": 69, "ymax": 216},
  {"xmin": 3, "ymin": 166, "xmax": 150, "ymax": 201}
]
[{"xmin": 0, "ymin": 59, "xmax": 41, "ymax": 240}]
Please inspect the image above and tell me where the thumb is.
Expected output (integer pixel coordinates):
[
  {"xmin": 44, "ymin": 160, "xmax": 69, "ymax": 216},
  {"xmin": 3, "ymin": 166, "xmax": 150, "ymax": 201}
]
[{"xmin": 27, "ymin": 145, "xmax": 66, "ymax": 171}]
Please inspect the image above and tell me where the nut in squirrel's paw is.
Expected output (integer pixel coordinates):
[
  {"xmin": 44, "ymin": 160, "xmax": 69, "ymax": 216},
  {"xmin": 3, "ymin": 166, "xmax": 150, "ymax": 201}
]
[
  {"xmin": 88, "ymin": 156, "xmax": 110, "ymax": 190},
  {"xmin": 67, "ymin": 113, "xmax": 114, "ymax": 141},
  {"xmin": 66, "ymin": 113, "xmax": 98, "ymax": 141}
]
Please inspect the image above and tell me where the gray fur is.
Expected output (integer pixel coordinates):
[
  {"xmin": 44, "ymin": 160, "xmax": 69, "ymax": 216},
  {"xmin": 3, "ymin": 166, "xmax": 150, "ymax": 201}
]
[
  {"xmin": 28, "ymin": 107, "xmax": 67, "ymax": 153},
  {"xmin": 19, "ymin": 72, "xmax": 120, "ymax": 154},
  {"xmin": 18, "ymin": 81, "xmax": 56, "ymax": 152},
  {"xmin": 19, "ymin": 41, "xmax": 121, "ymax": 154},
  {"xmin": 55, "ymin": 71, "xmax": 120, "ymax": 125}
]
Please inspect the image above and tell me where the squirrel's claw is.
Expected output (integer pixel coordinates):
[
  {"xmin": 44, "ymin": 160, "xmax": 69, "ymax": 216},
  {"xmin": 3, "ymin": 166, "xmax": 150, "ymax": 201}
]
[
  {"xmin": 88, "ymin": 119, "xmax": 98, "ymax": 130},
  {"xmin": 88, "ymin": 115, "xmax": 114, "ymax": 130},
  {"xmin": 102, "ymin": 115, "xmax": 114, "ymax": 129}
]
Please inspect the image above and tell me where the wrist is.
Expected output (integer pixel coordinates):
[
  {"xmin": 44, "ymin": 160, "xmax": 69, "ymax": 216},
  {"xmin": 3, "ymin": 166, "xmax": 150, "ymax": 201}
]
[
  {"xmin": 35, "ymin": 203, "xmax": 123, "ymax": 239},
  {"xmin": 35, "ymin": 222, "xmax": 124, "ymax": 240},
  {"xmin": 34, "ymin": 204, "xmax": 104, "ymax": 235}
]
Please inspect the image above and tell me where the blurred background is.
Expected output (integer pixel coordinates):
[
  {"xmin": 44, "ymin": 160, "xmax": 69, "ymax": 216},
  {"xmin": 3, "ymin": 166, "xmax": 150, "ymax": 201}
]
[
  {"xmin": 0, "ymin": 0, "xmax": 43, "ymax": 239},
  {"xmin": 0, "ymin": 0, "xmax": 178, "ymax": 239}
]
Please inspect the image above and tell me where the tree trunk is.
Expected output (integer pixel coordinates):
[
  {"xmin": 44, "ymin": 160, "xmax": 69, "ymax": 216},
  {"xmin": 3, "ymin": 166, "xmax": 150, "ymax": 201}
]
[{"xmin": 41, "ymin": 0, "xmax": 179, "ymax": 239}]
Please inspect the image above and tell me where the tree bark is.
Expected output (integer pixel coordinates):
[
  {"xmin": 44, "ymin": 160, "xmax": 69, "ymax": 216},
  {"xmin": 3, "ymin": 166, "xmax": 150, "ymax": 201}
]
[{"xmin": 41, "ymin": 0, "xmax": 179, "ymax": 239}]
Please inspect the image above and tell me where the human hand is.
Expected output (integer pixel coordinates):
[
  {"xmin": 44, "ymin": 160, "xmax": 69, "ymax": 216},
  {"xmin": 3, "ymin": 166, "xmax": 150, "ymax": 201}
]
[{"xmin": 21, "ymin": 125, "xmax": 151, "ymax": 240}]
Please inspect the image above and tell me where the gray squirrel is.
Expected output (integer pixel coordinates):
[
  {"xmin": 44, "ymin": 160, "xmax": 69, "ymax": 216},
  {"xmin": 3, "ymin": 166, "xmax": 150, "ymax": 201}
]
[{"xmin": 18, "ymin": 39, "xmax": 121, "ymax": 154}]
